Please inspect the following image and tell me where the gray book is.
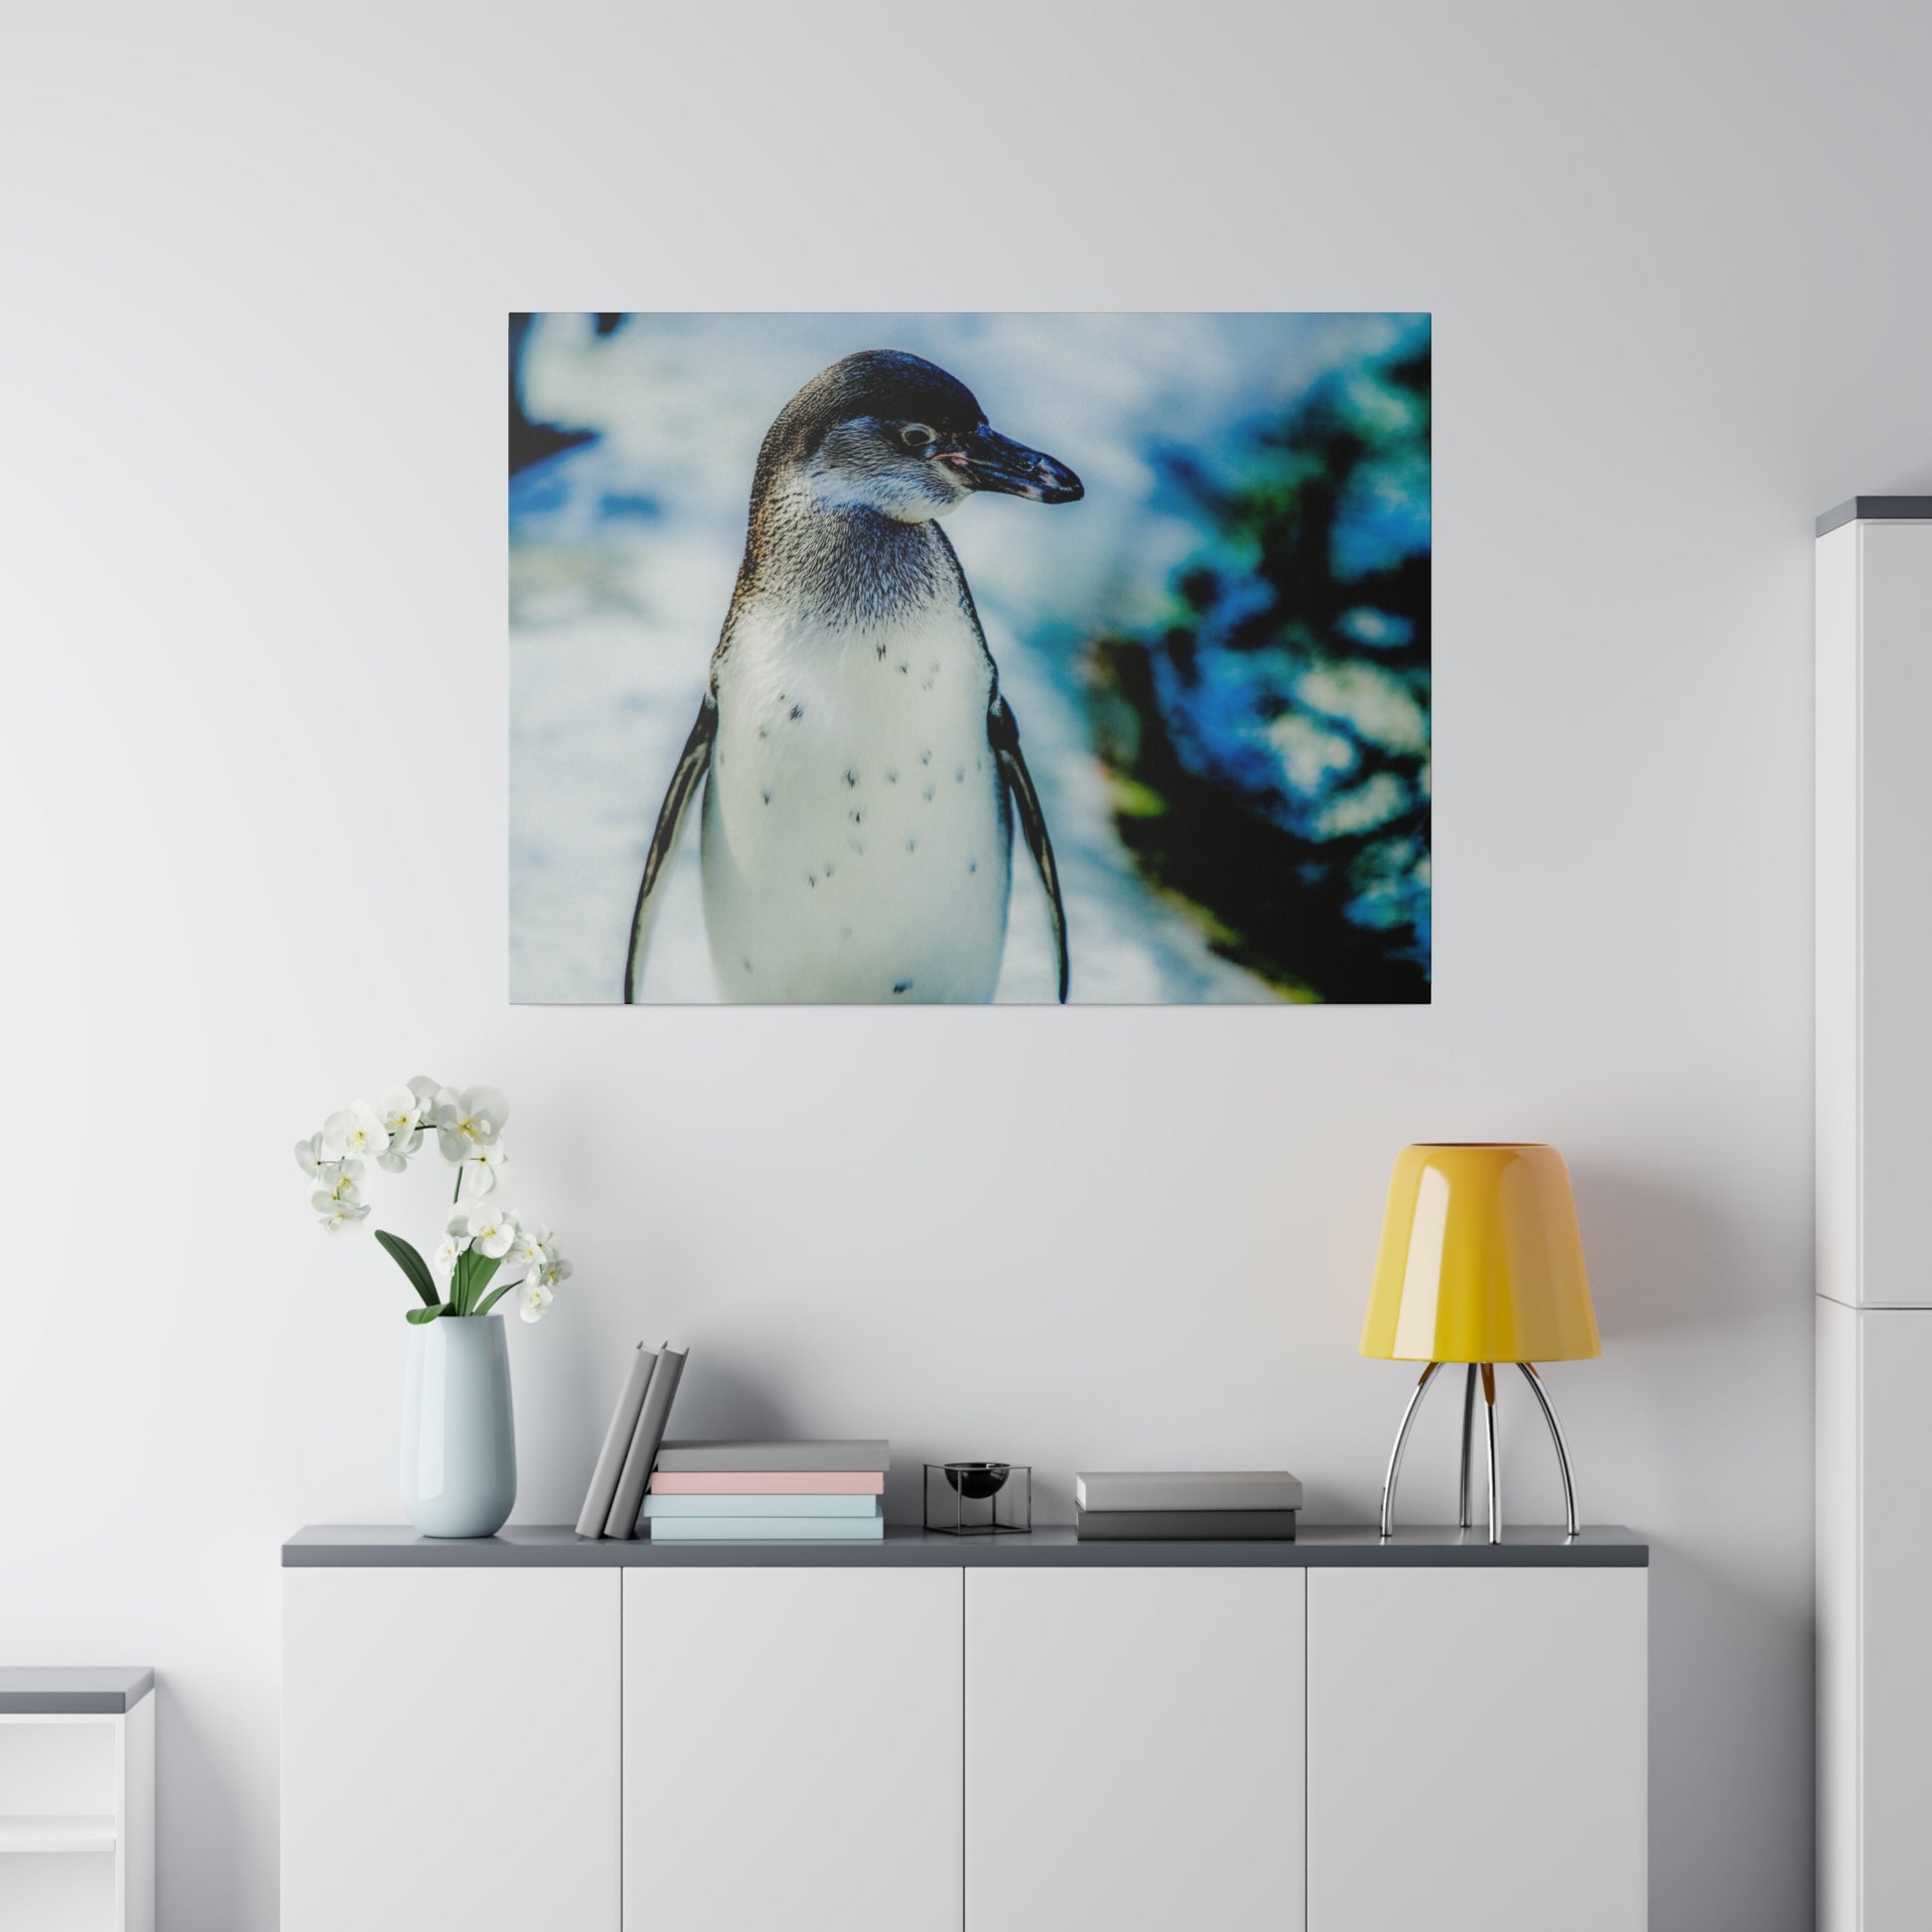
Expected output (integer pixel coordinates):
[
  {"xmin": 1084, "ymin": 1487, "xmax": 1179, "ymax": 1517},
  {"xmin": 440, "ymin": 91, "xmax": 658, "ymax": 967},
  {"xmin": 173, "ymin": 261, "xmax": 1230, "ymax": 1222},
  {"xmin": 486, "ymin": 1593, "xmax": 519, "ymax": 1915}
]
[
  {"xmin": 605, "ymin": 1344, "xmax": 689, "ymax": 1539},
  {"xmin": 575, "ymin": 1343, "xmax": 657, "ymax": 1539},
  {"xmin": 652, "ymin": 1439, "xmax": 890, "ymax": 1473},
  {"xmin": 1075, "ymin": 1470, "xmax": 1305, "ymax": 1513},
  {"xmin": 1075, "ymin": 1507, "xmax": 1298, "ymax": 1541}
]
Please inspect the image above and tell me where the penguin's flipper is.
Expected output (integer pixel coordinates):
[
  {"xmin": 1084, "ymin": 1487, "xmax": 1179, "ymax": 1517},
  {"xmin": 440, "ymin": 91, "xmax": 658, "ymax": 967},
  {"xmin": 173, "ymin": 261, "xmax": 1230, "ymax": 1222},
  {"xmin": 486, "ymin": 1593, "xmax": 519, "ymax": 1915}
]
[
  {"xmin": 623, "ymin": 692, "xmax": 718, "ymax": 1003},
  {"xmin": 988, "ymin": 693, "xmax": 1069, "ymax": 1004}
]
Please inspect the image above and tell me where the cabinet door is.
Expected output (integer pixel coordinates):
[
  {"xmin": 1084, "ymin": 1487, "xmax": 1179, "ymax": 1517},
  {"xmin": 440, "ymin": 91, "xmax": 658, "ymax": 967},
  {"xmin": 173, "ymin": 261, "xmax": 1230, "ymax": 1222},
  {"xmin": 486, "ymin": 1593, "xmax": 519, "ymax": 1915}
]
[
  {"xmin": 282, "ymin": 1569, "xmax": 621, "ymax": 1932},
  {"xmin": 1307, "ymin": 1568, "xmax": 1645, "ymax": 1932},
  {"xmin": 1860, "ymin": 1308, "xmax": 1932, "ymax": 1926},
  {"xmin": 623, "ymin": 1568, "xmax": 961, "ymax": 1932},
  {"xmin": 966, "ymin": 1568, "xmax": 1306, "ymax": 1932},
  {"xmin": 1856, "ymin": 524, "xmax": 1932, "ymax": 1307}
]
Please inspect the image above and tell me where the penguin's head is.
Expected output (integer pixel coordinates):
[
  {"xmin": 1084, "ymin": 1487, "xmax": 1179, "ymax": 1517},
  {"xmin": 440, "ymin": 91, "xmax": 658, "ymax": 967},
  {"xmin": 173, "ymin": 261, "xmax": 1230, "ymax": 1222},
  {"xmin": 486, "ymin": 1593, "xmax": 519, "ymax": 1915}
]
[{"xmin": 763, "ymin": 350, "xmax": 1084, "ymax": 524}]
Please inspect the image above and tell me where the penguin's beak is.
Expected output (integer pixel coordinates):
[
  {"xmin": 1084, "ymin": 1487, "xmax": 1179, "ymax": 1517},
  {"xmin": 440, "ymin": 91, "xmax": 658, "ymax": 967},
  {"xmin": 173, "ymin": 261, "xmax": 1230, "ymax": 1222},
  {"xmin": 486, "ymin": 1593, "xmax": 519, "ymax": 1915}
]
[{"xmin": 940, "ymin": 425, "xmax": 1083, "ymax": 504}]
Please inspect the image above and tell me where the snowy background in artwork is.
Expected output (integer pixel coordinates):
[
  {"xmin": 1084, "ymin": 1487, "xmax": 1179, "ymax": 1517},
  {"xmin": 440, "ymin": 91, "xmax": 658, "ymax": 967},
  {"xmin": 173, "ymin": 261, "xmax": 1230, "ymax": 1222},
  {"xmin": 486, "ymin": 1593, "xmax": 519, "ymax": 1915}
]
[{"xmin": 510, "ymin": 312, "xmax": 1423, "ymax": 1003}]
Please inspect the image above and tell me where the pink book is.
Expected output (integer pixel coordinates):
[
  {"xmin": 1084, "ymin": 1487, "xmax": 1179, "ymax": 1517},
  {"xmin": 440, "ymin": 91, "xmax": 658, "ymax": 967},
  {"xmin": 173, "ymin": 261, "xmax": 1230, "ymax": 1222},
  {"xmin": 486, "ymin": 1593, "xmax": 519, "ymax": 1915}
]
[{"xmin": 647, "ymin": 1469, "xmax": 887, "ymax": 1495}]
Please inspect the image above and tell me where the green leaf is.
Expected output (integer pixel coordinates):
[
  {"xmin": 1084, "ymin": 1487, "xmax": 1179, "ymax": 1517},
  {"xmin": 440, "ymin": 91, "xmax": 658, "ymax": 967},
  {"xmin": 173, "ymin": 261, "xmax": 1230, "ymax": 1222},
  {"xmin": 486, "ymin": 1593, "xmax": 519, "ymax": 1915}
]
[
  {"xmin": 465, "ymin": 1254, "xmax": 504, "ymax": 1314},
  {"xmin": 451, "ymin": 1247, "xmax": 477, "ymax": 1317},
  {"xmin": 404, "ymin": 1304, "xmax": 447, "ymax": 1325},
  {"xmin": 473, "ymin": 1279, "xmax": 516, "ymax": 1318},
  {"xmin": 446, "ymin": 1249, "xmax": 504, "ymax": 1318},
  {"xmin": 374, "ymin": 1229, "xmax": 440, "ymax": 1309}
]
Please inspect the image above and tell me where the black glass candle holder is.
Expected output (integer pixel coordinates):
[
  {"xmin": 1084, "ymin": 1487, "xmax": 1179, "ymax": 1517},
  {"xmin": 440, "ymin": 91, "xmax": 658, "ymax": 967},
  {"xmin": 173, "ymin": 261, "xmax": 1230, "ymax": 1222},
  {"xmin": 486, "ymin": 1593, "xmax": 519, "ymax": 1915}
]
[{"xmin": 924, "ymin": 1462, "xmax": 1032, "ymax": 1535}]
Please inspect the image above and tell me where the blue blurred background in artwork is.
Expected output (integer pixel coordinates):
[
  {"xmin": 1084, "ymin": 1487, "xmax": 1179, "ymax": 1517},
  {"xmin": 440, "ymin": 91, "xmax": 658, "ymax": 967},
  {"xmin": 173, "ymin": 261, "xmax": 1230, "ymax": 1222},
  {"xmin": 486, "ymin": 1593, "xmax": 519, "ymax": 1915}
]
[{"xmin": 509, "ymin": 313, "xmax": 1430, "ymax": 1004}]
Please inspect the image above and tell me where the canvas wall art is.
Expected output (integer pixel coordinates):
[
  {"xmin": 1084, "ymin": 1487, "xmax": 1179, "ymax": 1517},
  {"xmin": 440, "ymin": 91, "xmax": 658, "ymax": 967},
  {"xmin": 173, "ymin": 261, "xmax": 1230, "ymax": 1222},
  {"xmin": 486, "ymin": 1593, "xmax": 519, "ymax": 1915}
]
[{"xmin": 509, "ymin": 313, "xmax": 1431, "ymax": 1004}]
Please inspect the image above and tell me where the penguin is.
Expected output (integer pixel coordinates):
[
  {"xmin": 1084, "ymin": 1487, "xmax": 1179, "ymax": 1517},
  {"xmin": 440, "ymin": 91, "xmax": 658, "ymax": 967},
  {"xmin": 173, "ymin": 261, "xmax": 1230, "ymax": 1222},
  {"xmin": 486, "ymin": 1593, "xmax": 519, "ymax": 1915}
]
[{"xmin": 622, "ymin": 349, "xmax": 1082, "ymax": 1005}]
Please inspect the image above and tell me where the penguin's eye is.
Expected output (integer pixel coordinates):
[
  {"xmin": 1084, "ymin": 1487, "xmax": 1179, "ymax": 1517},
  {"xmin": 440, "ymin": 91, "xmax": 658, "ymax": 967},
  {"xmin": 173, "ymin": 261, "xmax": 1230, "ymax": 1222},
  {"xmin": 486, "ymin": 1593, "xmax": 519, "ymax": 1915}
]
[{"xmin": 900, "ymin": 423, "xmax": 935, "ymax": 450}]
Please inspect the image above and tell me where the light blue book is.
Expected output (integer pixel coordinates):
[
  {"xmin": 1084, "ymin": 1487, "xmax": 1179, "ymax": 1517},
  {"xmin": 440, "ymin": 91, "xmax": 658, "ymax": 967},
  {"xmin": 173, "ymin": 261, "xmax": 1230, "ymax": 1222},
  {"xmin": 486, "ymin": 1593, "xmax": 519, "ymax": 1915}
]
[
  {"xmin": 647, "ymin": 1515, "xmax": 887, "ymax": 1543},
  {"xmin": 640, "ymin": 1493, "xmax": 883, "ymax": 1520}
]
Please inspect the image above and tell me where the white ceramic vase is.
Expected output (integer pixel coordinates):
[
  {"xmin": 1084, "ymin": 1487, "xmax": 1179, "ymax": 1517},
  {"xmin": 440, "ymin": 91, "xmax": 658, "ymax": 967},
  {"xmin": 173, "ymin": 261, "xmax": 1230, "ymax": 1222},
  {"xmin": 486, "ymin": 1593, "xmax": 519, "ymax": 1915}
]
[{"xmin": 400, "ymin": 1315, "xmax": 516, "ymax": 1538}]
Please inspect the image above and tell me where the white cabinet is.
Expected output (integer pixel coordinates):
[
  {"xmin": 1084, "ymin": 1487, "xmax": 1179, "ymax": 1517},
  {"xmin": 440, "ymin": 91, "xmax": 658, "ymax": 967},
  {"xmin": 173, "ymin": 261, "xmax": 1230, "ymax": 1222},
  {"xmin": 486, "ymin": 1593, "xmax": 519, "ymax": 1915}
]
[
  {"xmin": 621, "ymin": 1568, "xmax": 961, "ymax": 1932},
  {"xmin": 281, "ymin": 1569, "xmax": 620, "ymax": 1932},
  {"xmin": 1307, "ymin": 1568, "xmax": 1647, "ymax": 1932},
  {"xmin": 1816, "ymin": 510, "xmax": 1932, "ymax": 1312},
  {"xmin": 0, "ymin": 1686, "xmax": 152, "ymax": 1932},
  {"xmin": 1816, "ymin": 501, "xmax": 1932, "ymax": 1932},
  {"xmin": 1818, "ymin": 1299, "xmax": 1932, "ymax": 1931},
  {"xmin": 965, "ymin": 1568, "xmax": 1305, "ymax": 1932},
  {"xmin": 282, "ymin": 1535, "xmax": 1645, "ymax": 1932}
]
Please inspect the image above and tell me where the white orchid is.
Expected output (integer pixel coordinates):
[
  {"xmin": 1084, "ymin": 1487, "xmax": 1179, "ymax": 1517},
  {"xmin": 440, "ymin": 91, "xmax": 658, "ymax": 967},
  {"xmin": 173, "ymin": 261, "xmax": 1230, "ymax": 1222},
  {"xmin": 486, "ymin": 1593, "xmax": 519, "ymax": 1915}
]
[
  {"xmin": 298, "ymin": 1080, "xmax": 568, "ymax": 1323},
  {"xmin": 377, "ymin": 1129, "xmax": 421, "ymax": 1173},
  {"xmin": 314, "ymin": 1189, "xmax": 370, "ymax": 1235},
  {"xmin": 434, "ymin": 1213, "xmax": 472, "ymax": 1277},
  {"xmin": 374, "ymin": 1086, "xmax": 428, "ymax": 1171},
  {"xmin": 509, "ymin": 1221, "xmax": 552, "ymax": 1269},
  {"xmin": 459, "ymin": 1144, "xmax": 513, "ymax": 1198},
  {"xmin": 435, "ymin": 1086, "xmax": 507, "ymax": 1164},
  {"xmin": 314, "ymin": 1159, "xmax": 365, "ymax": 1203},
  {"xmin": 378, "ymin": 1085, "xmax": 424, "ymax": 1137},
  {"xmin": 513, "ymin": 1224, "xmax": 572, "ymax": 1293},
  {"xmin": 322, "ymin": 1101, "xmax": 389, "ymax": 1163},
  {"xmin": 465, "ymin": 1204, "xmax": 519, "ymax": 1260}
]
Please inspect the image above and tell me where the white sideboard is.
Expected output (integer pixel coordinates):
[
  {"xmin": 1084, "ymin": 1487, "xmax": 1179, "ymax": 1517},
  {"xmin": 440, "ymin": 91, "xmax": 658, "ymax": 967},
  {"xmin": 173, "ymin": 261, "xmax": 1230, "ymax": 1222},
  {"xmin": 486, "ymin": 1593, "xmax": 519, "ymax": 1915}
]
[
  {"xmin": 1815, "ymin": 499, "xmax": 1932, "ymax": 1932},
  {"xmin": 283, "ymin": 1525, "xmax": 1646, "ymax": 1932},
  {"xmin": 0, "ymin": 1669, "xmax": 154, "ymax": 1932}
]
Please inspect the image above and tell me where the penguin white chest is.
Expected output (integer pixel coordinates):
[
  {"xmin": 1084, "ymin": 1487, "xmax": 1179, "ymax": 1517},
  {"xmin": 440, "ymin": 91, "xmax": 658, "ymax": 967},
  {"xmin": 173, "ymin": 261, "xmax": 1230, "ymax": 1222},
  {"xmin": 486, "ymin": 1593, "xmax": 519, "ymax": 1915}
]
[{"xmin": 701, "ymin": 604, "xmax": 1013, "ymax": 1002}]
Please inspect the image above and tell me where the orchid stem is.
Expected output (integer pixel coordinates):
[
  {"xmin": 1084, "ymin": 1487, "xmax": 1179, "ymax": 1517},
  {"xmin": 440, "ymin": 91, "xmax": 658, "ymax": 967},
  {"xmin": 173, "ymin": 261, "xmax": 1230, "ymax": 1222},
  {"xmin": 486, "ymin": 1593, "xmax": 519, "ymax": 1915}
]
[{"xmin": 449, "ymin": 1170, "xmax": 465, "ymax": 1311}]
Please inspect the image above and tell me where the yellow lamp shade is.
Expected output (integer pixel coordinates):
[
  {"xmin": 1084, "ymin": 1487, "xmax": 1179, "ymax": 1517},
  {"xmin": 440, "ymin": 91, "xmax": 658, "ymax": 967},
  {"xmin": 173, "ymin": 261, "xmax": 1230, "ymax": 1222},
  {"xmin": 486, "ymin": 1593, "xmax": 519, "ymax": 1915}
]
[{"xmin": 1361, "ymin": 1144, "xmax": 1599, "ymax": 1364}]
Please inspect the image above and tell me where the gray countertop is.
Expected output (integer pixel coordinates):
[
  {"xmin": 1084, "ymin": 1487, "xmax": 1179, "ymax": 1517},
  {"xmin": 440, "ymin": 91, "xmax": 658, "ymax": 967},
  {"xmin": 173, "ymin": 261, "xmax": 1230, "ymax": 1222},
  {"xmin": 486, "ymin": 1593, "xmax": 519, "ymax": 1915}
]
[
  {"xmin": 286, "ymin": 1524, "xmax": 1646, "ymax": 1569},
  {"xmin": 0, "ymin": 1667, "xmax": 154, "ymax": 1714},
  {"xmin": 1817, "ymin": 495, "xmax": 1932, "ymax": 535}
]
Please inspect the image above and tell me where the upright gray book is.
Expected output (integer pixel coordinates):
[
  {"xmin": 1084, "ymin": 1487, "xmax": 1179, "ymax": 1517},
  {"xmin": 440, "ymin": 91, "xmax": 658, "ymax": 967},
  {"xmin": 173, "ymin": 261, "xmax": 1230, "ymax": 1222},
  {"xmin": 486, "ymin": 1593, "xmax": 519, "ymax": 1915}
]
[
  {"xmin": 653, "ymin": 1439, "xmax": 890, "ymax": 1473},
  {"xmin": 1075, "ymin": 1507, "xmax": 1298, "ymax": 1541},
  {"xmin": 605, "ymin": 1344, "xmax": 689, "ymax": 1539},
  {"xmin": 1075, "ymin": 1470, "xmax": 1304, "ymax": 1513},
  {"xmin": 575, "ymin": 1342, "xmax": 657, "ymax": 1539}
]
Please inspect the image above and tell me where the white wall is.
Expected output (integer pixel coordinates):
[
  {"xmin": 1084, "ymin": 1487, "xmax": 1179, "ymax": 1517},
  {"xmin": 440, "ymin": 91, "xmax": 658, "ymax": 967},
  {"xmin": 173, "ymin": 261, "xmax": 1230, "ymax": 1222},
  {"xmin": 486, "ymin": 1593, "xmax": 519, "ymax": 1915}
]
[{"xmin": 2, "ymin": 3, "xmax": 1926, "ymax": 1925}]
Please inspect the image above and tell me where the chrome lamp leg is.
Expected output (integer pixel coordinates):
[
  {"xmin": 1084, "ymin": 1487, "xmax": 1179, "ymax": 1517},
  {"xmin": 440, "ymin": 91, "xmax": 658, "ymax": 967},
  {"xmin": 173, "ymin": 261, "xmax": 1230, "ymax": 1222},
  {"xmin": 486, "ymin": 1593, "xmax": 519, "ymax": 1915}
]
[
  {"xmin": 1379, "ymin": 1360, "xmax": 1579, "ymax": 1546},
  {"xmin": 1518, "ymin": 1362, "xmax": 1580, "ymax": 1537},
  {"xmin": 1457, "ymin": 1365, "xmax": 1477, "ymax": 1530},
  {"xmin": 1481, "ymin": 1362, "xmax": 1501, "ymax": 1544},
  {"xmin": 1378, "ymin": 1361, "xmax": 1442, "ymax": 1539}
]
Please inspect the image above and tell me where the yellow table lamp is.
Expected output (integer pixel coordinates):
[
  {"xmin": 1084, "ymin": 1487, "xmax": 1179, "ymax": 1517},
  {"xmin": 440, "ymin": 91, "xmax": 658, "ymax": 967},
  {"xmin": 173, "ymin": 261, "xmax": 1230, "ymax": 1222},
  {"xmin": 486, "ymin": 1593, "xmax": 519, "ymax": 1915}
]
[{"xmin": 1363, "ymin": 1144, "xmax": 1598, "ymax": 1543}]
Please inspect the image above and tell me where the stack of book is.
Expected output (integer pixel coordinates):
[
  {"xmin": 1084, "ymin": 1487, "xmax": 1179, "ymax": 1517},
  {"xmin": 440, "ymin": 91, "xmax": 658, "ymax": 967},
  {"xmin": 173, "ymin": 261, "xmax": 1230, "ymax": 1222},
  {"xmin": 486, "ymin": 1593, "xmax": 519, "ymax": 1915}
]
[
  {"xmin": 576, "ymin": 1341, "xmax": 690, "ymax": 1541},
  {"xmin": 1073, "ymin": 1470, "xmax": 1303, "ymax": 1540},
  {"xmin": 642, "ymin": 1441, "xmax": 889, "ymax": 1543}
]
